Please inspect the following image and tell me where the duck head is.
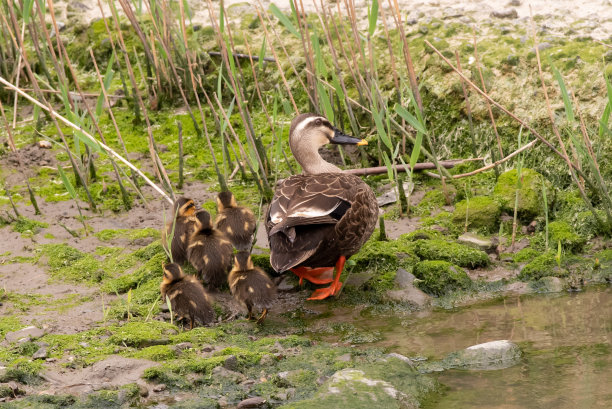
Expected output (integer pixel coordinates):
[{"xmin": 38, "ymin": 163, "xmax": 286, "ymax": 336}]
[
  {"xmin": 194, "ymin": 210, "xmax": 214, "ymax": 232},
  {"xmin": 162, "ymin": 262, "xmax": 184, "ymax": 285},
  {"xmin": 174, "ymin": 197, "xmax": 196, "ymax": 217},
  {"xmin": 289, "ymin": 113, "xmax": 367, "ymax": 174},
  {"xmin": 232, "ymin": 250, "xmax": 254, "ymax": 272},
  {"xmin": 217, "ymin": 191, "xmax": 237, "ymax": 212}
]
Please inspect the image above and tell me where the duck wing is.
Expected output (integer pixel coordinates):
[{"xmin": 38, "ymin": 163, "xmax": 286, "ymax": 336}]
[{"xmin": 266, "ymin": 174, "xmax": 357, "ymax": 272}]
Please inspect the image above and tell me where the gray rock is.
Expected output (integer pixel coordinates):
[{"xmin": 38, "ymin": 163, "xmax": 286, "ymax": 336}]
[
  {"xmin": 336, "ymin": 353, "xmax": 352, "ymax": 362},
  {"xmin": 418, "ymin": 26, "xmax": 429, "ymax": 35},
  {"xmin": 276, "ymin": 276, "xmax": 297, "ymax": 292},
  {"xmin": 32, "ymin": 346, "xmax": 48, "ymax": 360},
  {"xmin": 458, "ymin": 233, "xmax": 495, "ymax": 253},
  {"xmin": 533, "ymin": 276, "xmax": 566, "ymax": 293},
  {"xmin": 152, "ymin": 384, "xmax": 166, "ymax": 392},
  {"xmin": 173, "ymin": 342, "xmax": 192, "ymax": 352},
  {"xmin": 532, "ymin": 42, "xmax": 552, "ymax": 53},
  {"xmin": 446, "ymin": 340, "xmax": 521, "ymax": 370},
  {"xmin": 491, "ymin": 9, "xmax": 518, "ymax": 19},
  {"xmin": 406, "ymin": 18, "xmax": 417, "ymax": 25},
  {"xmin": 237, "ymin": 396, "xmax": 267, "ymax": 408},
  {"xmin": 507, "ymin": 0, "xmax": 521, "ymax": 6},
  {"xmin": 218, "ymin": 396, "xmax": 229, "ymax": 408},
  {"xmin": 212, "ymin": 366, "xmax": 246, "ymax": 383},
  {"xmin": 223, "ymin": 355, "xmax": 238, "ymax": 371},
  {"xmin": 386, "ymin": 352, "xmax": 415, "ymax": 365},
  {"xmin": 344, "ymin": 271, "xmax": 374, "ymax": 289},
  {"xmin": 259, "ymin": 354, "xmax": 275, "ymax": 366},
  {"xmin": 5, "ymin": 326, "xmax": 44, "ymax": 343},
  {"xmin": 321, "ymin": 369, "xmax": 409, "ymax": 405},
  {"xmin": 385, "ymin": 268, "xmax": 431, "ymax": 308}
]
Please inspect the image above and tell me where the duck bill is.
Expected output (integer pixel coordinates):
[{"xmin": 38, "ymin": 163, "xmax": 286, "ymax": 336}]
[{"xmin": 330, "ymin": 129, "xmax": 368, "ymax": 146}]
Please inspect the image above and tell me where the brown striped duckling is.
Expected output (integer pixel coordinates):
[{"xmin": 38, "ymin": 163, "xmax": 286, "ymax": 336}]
[
  {"xmin": 187, "ymin": 210, "xmax": 233, "ymax": 289},
  {"xmin": 215, "ymin": 191, "xmax": 257, "ymax": 252},
  {"xmin": 162, "ymin": 197, "xmax": 197, "ymax": 265},
  {"xmin": 160, "ymin": 262, "xmax": 215, "ymax": 329},
  {"xmin": 228, "ymin": 251, "xmax": 276, "ymax": 323}
]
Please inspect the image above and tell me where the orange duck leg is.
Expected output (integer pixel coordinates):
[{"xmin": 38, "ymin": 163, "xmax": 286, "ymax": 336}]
[
  {"xmin": 290, "ymin": 266, "xmax": 334, "ymax": 285},
  {"xmin": 307, "ymin": 256, "xmax": 346, "ymax": 300}
]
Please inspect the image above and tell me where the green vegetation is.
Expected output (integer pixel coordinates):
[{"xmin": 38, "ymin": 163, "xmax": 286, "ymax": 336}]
[
  {"xmin": 413, "ymin": 260, "xmax": 472, "ymax": 296},
  {"xmin": 452, "ymin": 196, "xmax": 501, "ymax": 232},
  {"xmin": 415, "ymin": 239, "xmax": 490, "ymax": 268},
  {"xmin": 494, "ymin": 169, "xmax": 551, "ymax": 220}
]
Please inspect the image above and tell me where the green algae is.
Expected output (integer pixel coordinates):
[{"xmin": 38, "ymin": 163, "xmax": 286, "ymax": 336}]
[
  {"xmin": 452, "ymin": 196, "xmax": 501, "ymax": 232},
  {"xmin": 12, "ymin": 216, "xmax": 48, "ymax": 236},
  {"xmin": 414, "ymin": 239, "xmax": 490, "ymax": 268},
  {"xmin": 494, "ymin": 168, "xmax": 551, "ymax": 220},
  {"xmin": 413, "ymin": 260, "xmax": 472, "ymax": 296},
  {"xmin": 547, "ymin": 221, "xmax": 587, "ymax": 253},
  {"xmin": 415, "ymin": 189, "xmax": 447, "ymax": 216},
  {"xmin": 38, "ymin": 244, "xmax": 108, "ymax": 284},
  {"xmin": 94, "ymin": 227, "xmax": 160, "ymax": 242},
  {"xmin": 518, "ymin": 251, "xmax": 568, "ymax": 281}
]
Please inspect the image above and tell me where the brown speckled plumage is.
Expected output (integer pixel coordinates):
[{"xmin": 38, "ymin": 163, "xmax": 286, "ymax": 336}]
[
  {"xmin": 187, "ymin": 210, "xmax": 233, "ymax": 289},
  {"xmin": 162, "ymin": 197, "xmax": 197, "ymax": 265},
  {"xmin": 228, "ymin": 252, "xmax": 276, "ymax": 322},
  {"xmin": 160, "ymin": 263, "xmax": 215, "ymax": 329},
  {"xmin": 266, "ymin": 173, "xmax": 377, "ymax": 271},
  {"xmin": 215, "ymin": 191, "xmax": 256, "ymax": 252}
]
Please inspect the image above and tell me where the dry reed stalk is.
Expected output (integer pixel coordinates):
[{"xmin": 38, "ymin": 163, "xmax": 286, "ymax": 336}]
[
  {"xmin": 212, "ymin": 93, "xmax": 266, "ymax": 195},
  {"xmin": 255, "ymin": 1, "xmax": 314, "ymax": 109},
  {"xmin": 0, "ymin": 99, "xmax": 17, "ymax": 151},
  {"xmin": 343, "ymin": 159, "xmax": 481, "ymax": 176},
  {"xmin": 388, "ymin": 0, "xmax": 422, "ymax": 112},
  {"xmin": 207, "ymin": 0, "xmax": 271, "ymax": 190},
  {"xmin": 253, "ymin": 7, "xmax": 299, "ymax": 114},
  {"xmin": 10, "ymin": 21, "xmax": 24, "ymax": 129},
  {"xmin": 177, "ymin": 0, "xmax": 227, "ymax": 191},
  {"xmin": 0, "ymin": 76, "xmax": 172, "ymax": 204},
  {"xmin": 90, "ymin": 50, "xmax": 141, "ymax": 190},
  {"xmin": 472, "ymin": 31, "xmax": 504, "ymax": 159},
  {"xmin": 455, "ymin": 50, "xmax": 477, "ymax": 157}
]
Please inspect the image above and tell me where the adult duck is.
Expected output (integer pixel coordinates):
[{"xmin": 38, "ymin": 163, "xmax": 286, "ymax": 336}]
[{"xmin": 266, "ymin": 113, "xmax": 378, "ymax": 300}]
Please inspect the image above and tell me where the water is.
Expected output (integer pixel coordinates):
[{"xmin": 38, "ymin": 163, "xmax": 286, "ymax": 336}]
[{"xmin": 311, "ymin": 286, "xmax": 612, "ymax": 408}]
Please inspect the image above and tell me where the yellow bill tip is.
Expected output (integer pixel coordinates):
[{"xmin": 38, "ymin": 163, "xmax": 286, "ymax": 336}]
[{"xmin": 357, "ymin": 139, "xmax": 368, "ymax": 146}]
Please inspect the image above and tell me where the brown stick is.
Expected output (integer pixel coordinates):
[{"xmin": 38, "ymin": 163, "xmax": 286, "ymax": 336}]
[{"xmin": 343, "ymin": 159, "xmax": 482, "ymax": 176}]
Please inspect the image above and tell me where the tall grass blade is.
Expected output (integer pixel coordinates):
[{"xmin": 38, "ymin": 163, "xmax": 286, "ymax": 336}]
[
  {"xmin": 269, "ymin": 4, "xmax": 299, "ymax": 37},
  {"xmin": 551, "ymin": 63, "xmax": 575, "ymax": 123}
]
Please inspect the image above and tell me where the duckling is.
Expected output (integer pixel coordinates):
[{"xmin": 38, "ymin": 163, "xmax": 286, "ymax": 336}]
[
  {"xmin": 160, "ymin": 262, "xmax": 215, "ymax": 329},
  {"xmin": 228, "ymin": 251, "xmax": 277, "ymax": 323},
  {"xmin": 162, "ymin": 197, "xmax": 197, "ymax": 265},
  {"xmin": 215, "ymin": 191, "xmax": 256, "ymax": 251},
  {"xmin": 187, "ymin": 210, "xmax": 234, "ymax": 289}
]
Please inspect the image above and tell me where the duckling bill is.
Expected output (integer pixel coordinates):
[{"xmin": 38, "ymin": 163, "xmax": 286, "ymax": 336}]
[
  {"xmin": 228, "ymin": 251, "xmax": 276, "ymax": 323},
  {"xmin": 215, "ymin": 191, "xmax": 256, "ymax": 252},
  {"xmin": 162, "ymin": 197, "xmax": 197, "ymax": 265},
  {"xmin": 160, "ymin": 262, "xmax": 215, "ymax": 329},
  {"xmin": 187, "ymin": 210, "xmax": 234, "ymax": 289},
  {"xmin": 266, "ymin": 113, "xmax": 377, "ymax": 300}
]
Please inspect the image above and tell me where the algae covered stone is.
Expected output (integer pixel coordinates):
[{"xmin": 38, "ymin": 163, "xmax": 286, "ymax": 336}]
[
  {"xmin": 493, "ymin": 168, "xmax": 551, "ymax": 220},
  {"xmin": 547, "ymin": 221, "xmax": 586, "ymax": 253},
  {"xmin": 518, "ymin": 251, "xmax": 567, "ymax": 280},
  {"xmin": 414, "ymin": 239, "xmax": 490, "ymax": 268},
  {"xmin": 452, "ymin": 196, "xmax": 501, "ymax": 232},
  {"xmin": 413, "ymin": 260, "xmax": 472, "ymax": 296}
]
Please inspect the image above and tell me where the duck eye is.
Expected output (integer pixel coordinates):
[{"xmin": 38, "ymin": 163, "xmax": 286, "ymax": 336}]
[{"xmin": 315, "ymin": 118, "xmax": 322, "ymax": 126}]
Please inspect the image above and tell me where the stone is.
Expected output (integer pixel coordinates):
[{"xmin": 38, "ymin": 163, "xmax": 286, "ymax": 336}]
[
  {"xmin": 533, "ymin": 276, "xmax": 566, "ymax": 293},
  {"xmin": 452, "ymin": 196, "xmax": 501, "ymax": 232},
  {"xmin": 490, "ymin": 9, "xmax": 518, "ymax": 19},
  {"xmin": 138, "ymin": 383, "xmax": 149, "ymax": 397},
  {"xmin": 149, "ymin": 404, "xmax": 170, "ymax": 409},
  {"xmin": 318, "ymin": 369, "xmax": 409, "ymax": 406},
  {"xmin": 152, "ymin": 384, "xmax": 166, "ymax": 392},
  {"xmin": 507, "ymin": 0, "xmax": 521, "ymax": 5},
  {"xmin": 237, "ymin": 396, "xmax": 267, "ymax": 408},
  {"xmin": 445, "ymin": 340, "xmax": 521, "ymax": 370},
  {"xmin": 276, "ymin": 276, "xmax": 296, "ymax": 292},
  {"xmin": 532, "ymin": 42, "xmax": 552, "ymax": 53},
  {"xmin": 385, "ymin": 270, "xmax": 432, "ymax": 308},
  {"xmin": 259, "ymin": 354, "xmax": 275, "ymax": 366},
  {"xmin": 457, "ymin": 233, "xmax": 495, "ymax": 253},
  {"xmin": 418, "ymin": 25, "xmax": 429, "ymax": 35},
  {"xmin": 32, "ymin": 346, "xmax": 48, "ymax": 360},
  {"xmin": 223, "ymin": 355, "xmax": 238, "ymax": 371},
  {"xmin": 494, "ymin": 168, "xmax": 552, "ymax": 220},
  {"xmin": 5, "ymin": 326, "xmax": 44, "ymax": 343},
  {"xmin": 173, "ymin": 342, "xmax": 193, "ymax": 352},
  {"xmin": 212, "ymin": 366, "xmax": 246, "ymax": 383},
  {"xmin": 387, "ymin": 352, "xmax": 414, "ymax": 365},
  {"xmin": 336, "ymin": 353, "xmax": 352, "ymax": 362},
  {"xmin": 218, "ymin": 396, "xmax": 229, "ymax": 408}
]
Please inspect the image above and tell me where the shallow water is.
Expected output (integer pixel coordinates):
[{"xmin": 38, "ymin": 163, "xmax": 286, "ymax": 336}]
[{"xmin": 312, "ymin": 286, "xmax": 612, "ymax": 408}]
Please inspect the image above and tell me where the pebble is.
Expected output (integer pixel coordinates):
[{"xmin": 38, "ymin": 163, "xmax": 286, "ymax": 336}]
[
  {"xmin": 5, "ymin": 326, "xmax": 45, "ymax": 343},
  {"xmin": 237, "ymin": 397, "xmax": 267, "ymax": 408},
  {"xmin": 32, "ymin": 346, "xmax": 48, "ymax": 360},
  {"xmin": 152, "ymin": 384, "xmax": 166, "ymax": 392},
  {"xmin": 223, "ymin": 355, "xmax": 238, "ymax": 371},
  {"xmin": 491, "ymin": 9, "xmax": 518, "ymax": 19}
]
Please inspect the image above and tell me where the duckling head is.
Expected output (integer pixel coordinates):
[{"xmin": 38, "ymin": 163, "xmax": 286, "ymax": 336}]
[
  {"xmin": 194, "ymin": 209, "xmax": 213, "ymax": 232},
  {"xmin": 233, "ymin": 250, "xmax": 254, "ymax": 272},
  {"xmin": 174, "ymin": 197, "xmax": 196, "ymax": 217},
  {"xmin": 217, "ymin": 191, "xmax": 238, "ymax": 212},
  {"xmin": 162, "ymin": 262, "xmax": 184, "ymax": 284},
  {"xmin": 289, "ymin": 113, "xmax": 367, "ymax": 174}
]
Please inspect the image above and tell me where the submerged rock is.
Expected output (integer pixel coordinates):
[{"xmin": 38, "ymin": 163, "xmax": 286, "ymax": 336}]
[
  {"xmin": 445, "ymin": 340, "xmax": 522, "ymax": 370},
  {"xmin": 384, "ymin": 268, "xmax": 431, "ymax": 307}
]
